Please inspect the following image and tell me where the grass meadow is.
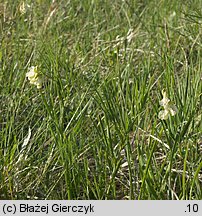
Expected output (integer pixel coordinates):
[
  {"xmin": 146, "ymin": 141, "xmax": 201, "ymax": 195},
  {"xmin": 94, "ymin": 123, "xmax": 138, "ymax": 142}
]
[{"xmin": 0, "ymin": 0, "xmax": 201, "ymax": 200}]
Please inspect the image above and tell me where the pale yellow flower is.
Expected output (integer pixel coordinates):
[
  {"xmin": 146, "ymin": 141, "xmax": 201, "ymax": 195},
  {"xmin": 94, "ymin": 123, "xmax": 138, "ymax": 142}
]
[
  {"xmin": 159, "ymin": 91, "xmax": 170, "ymax": 108},
  {"xmin": 19, "ymin": 2, "xmax": 26, "ymax": 14},
  {"xmin": 19, "ymin": 1, "xmax": 30, "ymax": 14},
  {"xmin": 26, "ymin": 66, "xmax": 42, "ymax": 89},
  {"xmin": 158, "ymin": 91, "xmax": 178, "ymax": 120}
]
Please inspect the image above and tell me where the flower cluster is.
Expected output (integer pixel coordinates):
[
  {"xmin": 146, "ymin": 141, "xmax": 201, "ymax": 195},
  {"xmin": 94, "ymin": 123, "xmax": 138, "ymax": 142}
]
[
  {"xmin": 158, "ymin": 91, "xmax": 178, "ymax": 120},
  {"xmin": 26, "ymin": 66, "xmax": 42, "ymax": 89},
  {"xmin": 19, "ymin": 1, "xmax": 30, "ymax": 14}
]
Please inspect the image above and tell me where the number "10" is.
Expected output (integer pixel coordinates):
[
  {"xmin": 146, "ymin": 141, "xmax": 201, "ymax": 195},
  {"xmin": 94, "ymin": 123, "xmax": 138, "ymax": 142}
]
[{"xmin": 187, "ymin": 204, "xmax": 198, "ymax": 212}]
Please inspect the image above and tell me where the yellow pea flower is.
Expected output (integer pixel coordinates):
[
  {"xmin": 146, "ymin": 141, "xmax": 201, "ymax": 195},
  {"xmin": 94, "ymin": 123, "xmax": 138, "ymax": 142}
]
[
  {"xmin": 19, "ymin": 1, "xmax": 30, "ymax": 14},
  {"xmin": 158, "ymin": 91, "xmax": 178, "ymax": 120},
  {"xmin": 19, "ymin": 2, "xmax": 26, "ymax": 14},
  {"xmin": 26, "ymin": 66, "xmax": 42, "ymax": 89}
]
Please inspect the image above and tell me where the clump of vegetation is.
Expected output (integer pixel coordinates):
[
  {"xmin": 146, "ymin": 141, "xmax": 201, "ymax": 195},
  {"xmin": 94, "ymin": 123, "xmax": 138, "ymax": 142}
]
[{"xmin": 0, "ymin": 0, "xmax": 201, "ymax": 199}]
